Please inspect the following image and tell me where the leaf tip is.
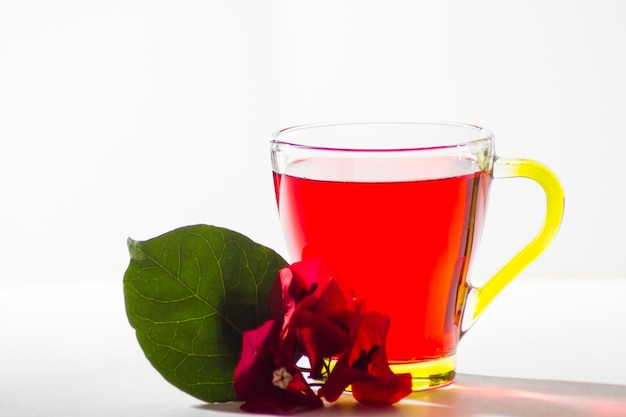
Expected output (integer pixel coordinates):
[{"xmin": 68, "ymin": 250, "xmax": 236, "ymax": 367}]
[{"xmin": 126, "ymin": 237, "xmax": 144, "ymax": 259}]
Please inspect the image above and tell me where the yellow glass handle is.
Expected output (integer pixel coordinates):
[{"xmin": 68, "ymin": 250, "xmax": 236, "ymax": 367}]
[{"xmin": 471, "ymin": 158, "xmax": 565, "ymax": 324}]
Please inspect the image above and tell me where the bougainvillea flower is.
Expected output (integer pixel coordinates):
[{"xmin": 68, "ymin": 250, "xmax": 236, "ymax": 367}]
[
  {"xmin": 234, "ymin": 319, "xmax": 323, "ymax": 414},
  {"xmin": 271, "ymin": 258, "xmax": 351, "ymax": 379},
  {"xmin": 318, "ymin": 312, "xmax": 413, "ymax": 405}
]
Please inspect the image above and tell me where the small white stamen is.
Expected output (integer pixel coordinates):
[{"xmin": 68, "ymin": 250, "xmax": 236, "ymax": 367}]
[{"xmin": 272, "ymin": 367, "xmax": 293, "ymax": 389}]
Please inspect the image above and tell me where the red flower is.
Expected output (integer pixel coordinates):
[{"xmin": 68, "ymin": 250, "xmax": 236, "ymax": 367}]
[
  {"xmin": 318, "ymin": 312, "xmax": 413, "ymax": 405},
  {"xmin": 234, "ymin": 320, "xmax": 323, "ymax": 414},
  {"xmin": 236, "ymin": 259, "xmax": 412, "ymax": 414}
]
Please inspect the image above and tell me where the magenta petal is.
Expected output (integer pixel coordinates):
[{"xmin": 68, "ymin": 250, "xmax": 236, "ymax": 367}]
[
  {"xmin": 278, "ymin": 267, "xmax": 298, "ymax": 329},
  {"xmin": 239, "ymin": 386, "xmax": 285, "ymax": 414},
  {"xmin": 234, "ymin": 320, "xmax": 281, "ymax": 401},
  {"xmin": 352, "ymin": 373, "xmax": 413, "ymax": 405},
  {"xmin": 288, "ymin": 258, "xmax": 323, "ymax": 301},
  {"xmin": 320, "ymin": 365, "xmax": 412, "ymax": 405},
  {"xmin": 318, "ymin": 365, "xmax": 368, "ymax": 402},
  {"xmin": 320, "ymin": 357, "xmax": 412, "ymax": 405},
  {"xmin": 348, "ymin": 312, "xmax": 393, "ymax": 376},
  {"xmin": 312, "ymin": 278, "xmax": 348, "ymax": 324},
  {"xmin": 319, "ymin": 312, "xmax": 413, "ymax": 405},
  {"xmin": 284, "ymin": 371, "xmax": 324, "ymax": 411},
  {"xmin": 321, "ymin": 367, "xmax": 412, "ymax": 404}
]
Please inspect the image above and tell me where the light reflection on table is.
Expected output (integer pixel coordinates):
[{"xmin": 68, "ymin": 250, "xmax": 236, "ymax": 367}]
[{"xmin": 194, "ymin": 374, "xmax": 626, "ymax": 417}]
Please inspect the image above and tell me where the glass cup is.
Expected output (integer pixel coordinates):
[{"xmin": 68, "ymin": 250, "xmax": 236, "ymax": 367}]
[{"xmin": 270, "ymin": 121, "xmax": 564, "ymax": 391}]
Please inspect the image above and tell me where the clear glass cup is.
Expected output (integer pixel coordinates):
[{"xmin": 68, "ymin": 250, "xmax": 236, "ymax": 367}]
[{"xmin": 270, "ymin": 121, "xmax": 564, "ymax": 391}]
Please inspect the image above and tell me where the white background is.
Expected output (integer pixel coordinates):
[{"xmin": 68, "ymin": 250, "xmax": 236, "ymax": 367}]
[
  {"xmin": 2, "ymin": 0, "xmax": 626, "ymax": 286},
  {"xmin": 1, "ymin": 0, "xmax": 626, "ymax": 392}
]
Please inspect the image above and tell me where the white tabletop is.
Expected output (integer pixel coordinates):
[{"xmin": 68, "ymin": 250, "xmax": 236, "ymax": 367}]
[{"xmin": 2, "ymin": 276, "xmax": 626, "ymax": 417}]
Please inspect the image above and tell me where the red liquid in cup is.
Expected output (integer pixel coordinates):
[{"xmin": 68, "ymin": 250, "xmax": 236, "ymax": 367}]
[{"xmin": 273, "ymin": 170, "xmax": 490, "ymax": 362}]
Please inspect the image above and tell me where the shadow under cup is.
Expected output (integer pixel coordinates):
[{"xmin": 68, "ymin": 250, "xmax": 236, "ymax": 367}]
[{"xmin": 270, "ymin": 122, "xmax": 564, "ymax": 391}]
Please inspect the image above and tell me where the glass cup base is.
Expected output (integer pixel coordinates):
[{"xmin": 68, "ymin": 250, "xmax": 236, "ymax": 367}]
[{"xmin": 389, "ymin": 354, "xmax": 456, "ymax": 391}]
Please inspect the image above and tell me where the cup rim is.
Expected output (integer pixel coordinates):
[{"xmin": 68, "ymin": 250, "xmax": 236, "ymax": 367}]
[{"xmin": 271, "ymin": 121, "xmax": 494, "ymax": 152}]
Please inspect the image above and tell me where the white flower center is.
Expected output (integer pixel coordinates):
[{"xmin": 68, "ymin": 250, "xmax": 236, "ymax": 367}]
[{"xmin": 272, "ymin": 367, "xmax": 293, "ymax": 389}]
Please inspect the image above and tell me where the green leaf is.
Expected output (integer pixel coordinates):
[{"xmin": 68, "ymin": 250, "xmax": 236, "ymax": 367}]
[{"xmin": 123, "ymin": 224, "xmax": 287, "ymax": 403}]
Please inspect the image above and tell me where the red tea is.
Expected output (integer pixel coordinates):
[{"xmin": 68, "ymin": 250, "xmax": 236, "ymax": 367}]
[{"xmin": 273, "ymin": 170, "xmax": 490, "ymax": 362}]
